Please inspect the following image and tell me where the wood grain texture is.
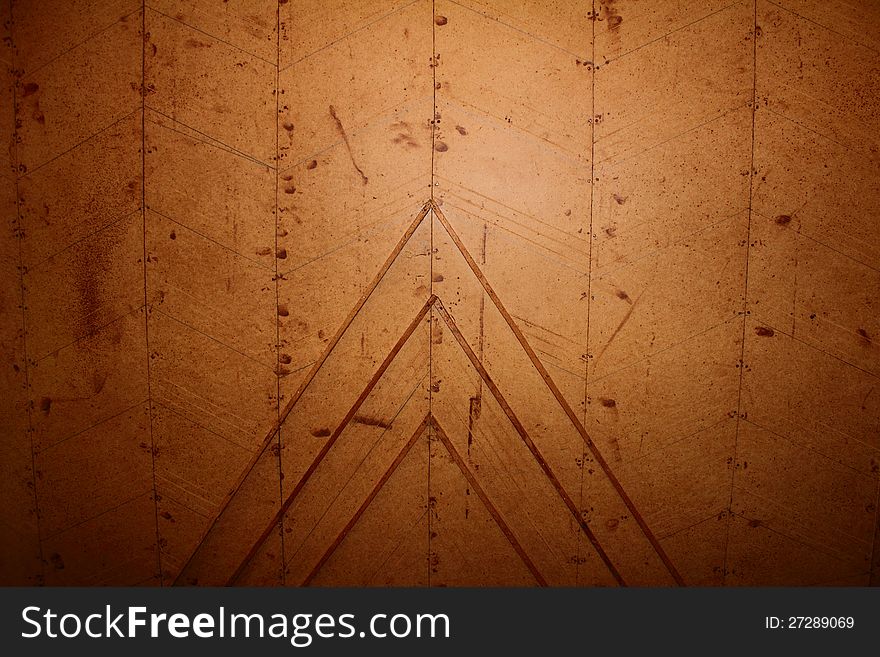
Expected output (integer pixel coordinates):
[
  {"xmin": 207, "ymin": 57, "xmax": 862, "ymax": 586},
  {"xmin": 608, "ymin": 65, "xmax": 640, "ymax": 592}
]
[{"xmin": 0, "ymin": 0, "xmax": 877, "ymax": 587}]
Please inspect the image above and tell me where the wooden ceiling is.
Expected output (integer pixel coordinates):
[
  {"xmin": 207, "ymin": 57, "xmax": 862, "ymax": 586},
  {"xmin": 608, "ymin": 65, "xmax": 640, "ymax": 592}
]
[{"xmin": 1, "ymin": 0, "xmax": 878, "ymax": 586}]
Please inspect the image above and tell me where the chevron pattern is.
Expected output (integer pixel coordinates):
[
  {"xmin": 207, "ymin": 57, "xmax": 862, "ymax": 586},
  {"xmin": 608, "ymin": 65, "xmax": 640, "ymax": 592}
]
[
  {"xmin": 1, "ymin": 1, "xmax": 878, "ymax": 586},
  {"xmin": 175, "ymin": 202, "xmax": 681, "ymax": 585}
]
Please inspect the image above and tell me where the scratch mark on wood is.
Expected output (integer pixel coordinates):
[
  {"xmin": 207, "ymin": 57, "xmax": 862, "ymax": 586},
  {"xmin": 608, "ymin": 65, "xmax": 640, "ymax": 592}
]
[
  {"xmin": 329, "ymin": 104, "xmax": 368, "ymax": 185},
  {"xmin": 352, "ymin": 415, "xmax": 393, "ymax": 429},
  {"xmin": 593, "ymin": 289, "xmax": 645, "ymax": 366}
]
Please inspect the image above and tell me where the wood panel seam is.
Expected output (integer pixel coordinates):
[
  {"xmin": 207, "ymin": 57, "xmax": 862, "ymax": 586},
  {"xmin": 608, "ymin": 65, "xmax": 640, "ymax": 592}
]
[
  {"xmin": 141, "ymin": 0, "xmax": 163, "ymax": 585},
  {"xmin": 7, "ymin": 0, "xmax": 45, "ymax": 583},
  {"xmin": 723, "ymin": 0, "xmax": 759, "ymax": 585},
  {"xmin": 273, "ymin": 0, "xmax": 286, "ymax": 586}
]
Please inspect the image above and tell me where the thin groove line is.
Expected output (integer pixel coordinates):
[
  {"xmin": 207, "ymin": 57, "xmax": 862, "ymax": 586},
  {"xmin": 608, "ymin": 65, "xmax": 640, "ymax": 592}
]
[
  {"xmin": 279, "ymin": 0, "xmax": 421, "ymax": 71},
  {"xmin": 629, "ymin": 416, "xmax": 730, "ymax": 466},
  {"xmin": 587, "ymin": 315, "xmax": 740, "ymax": 385},
  {"xmin": 747, "ymin": 315, "xmax": 880, "ymax": 381},
  {"xmin": 732, "ymin": 483, "xmax": 873, "ymax": 548},
  {"xmin": 659, "ymin": 508, "xmax": 729, "ymax": 542},
  {"xmin": 150, "ymin": 399, "xmax": 254, "ymax": 453},
  {"xmin": 592, "ymin": 207, "xmax": 747, "ymax": 280},
  {"xmin": 475, "ymin": 224, "xmax": 487, "ymax": 456},
  {"xmin": 145, "ymin": 107, "xmax": 274, "ymax": 169},
  {"xmin": 602, "ymin": 1, "xmax": 741, "ymax": 65},
  {"xmin": 471, "ymin": 75, "xmax": 585, "ymax": 132},
  {"xmin": 365, "ymin": 508, "xmax": 430, "ymax": 585},
  {"xmin": 19, "ymin": 108, "xmax": 140, "ymax": 178},
  {"xmin": 19, "ymin": 6, "xmax": 143, "ymax": 77},
  {"xmin": 595, "ymin": 101, "xmax": 750, "ymax": 167},
  {"xmin": 80, "ymin": 550, "xmax": 154, "ymax": 587},
  {"xmin": 433, "ymin": 299, "xmax": 625, "ymax": 586},
  {"xmin": 727, "ymin": 507, "xmax": 867, "ymax": 570},
  {"xmin": 152, "ymin": 308, "xmax": 275, "ymax": 371},
  {"xmin": 224, "ymin": 296, "xmax": 435, "ymax": 586},
  {"xmin": 35, "ymin": 399, "xmax": 149, "ymax": 454},
  {"xmin": 141, "ymin": 1, "xmax": 163, "ymax": 586},
  {"xmin": 283, "ymin": 372, "xmax": 428, "ymax": 575},
  {"xmin": 432, "ymin": 202, "xmax": 684, "ymax": 585},
  {"xmin": 301, "ymin": 416, "xmax": 430, "ymax": 586},
  {"xmin": 144, "ymin": 113, "xmax": 273, "ymax": 170},
  {"xmin": 153, "ymin": 488, "xmax": 213, "ymax": 521},
  {"xmin": 740, "ymin": 417, "xmax": 877, "ymax": 478},
  {"xmin": 277, "ymin": 183, "xmax": 428, "ymax": 277},
  {"xmin": 440, "ymin": 95, "xmax": 590, "ymax": 164},
  {"xmin": 437, "ymin": 199, "xmax": 589, "ymax": 278},
  {"xmin": 762, "ymin": 107, "xmax": 850, "ymax": 151},
  {"xmin": 145, "ymin": 5, "xmax": 276, "ymax": 66},
  {"xmin": 734, "ymin": 482, "xmax": 873, "ymax": 551},
  {"xmin": 171, "ymin": 204, "xmax": 430, "ymax": 584},
  {"xmin": 27, "ymin": 207, "xmax": 142, "ymax": 270},
  {"xmin": 432, "ymin": 417, "xmax": 548, "ymax": 586},
  {"xmin": 470, "ymin": 220, "xmax": 487, "ymax": 556},
  {"xmin": 751, "ymin": 207, "xmax": 880, "ymax": 275},
  {"xmin": 429, "ymin": 400, "xmax": 563, "ymax": 563},
  {"xmin": 528, "ymin": 350, "xmax": 584, "ymax": 381},
  {"xmin": 430, "ymin": 0, "xmax": 436, "ymax": 197},
  {"xmin": 41, "ymin": 490, "xmax": 154, "ymax": 543},
  {"xmin": 723, "ymin": 0, "xmax": 758, "ymax": 586},
  {"xmin": 764, "ymin": 78, "xmax": 877, "ymax": 138},
  {"xmin": 9, "ymin": 1, "xmax": 45, "ymax": 583},
  {"xmin": 577, "ymin": 0, "xmax": 597, "ymax": 587},
  {"xmin": 271, "ymin": 203, "xmax": 429, "ymax": 411},
  {"xmin": 762, "ymin": 106, "xmax": 880, "ymax": 186},
  {"xmin": 134, "ymin": 573, "xmax": 166, "ymax": 586},
  {"xmin": 763, "ymin": 0, "xmax": 880, "ymax": 55},
  {"xmin": 32, "ymin": 306, "xmax": 145, "ymax": 366},
  {"xmin": 155, "ymin": 473, "xmax": 227, "ymax": 517},
  {"xmin": 145, "ymin": 207, "xmax": 274, "ymax": 272},
  {"xmin": 436, "ymin": 179, "xmax": 592, "ymax": 264},
  {"xmin": 152, "ymin": 404, "xmax": 268, "ymax": 471},
  {"xmin": 428, "ymin": 0, "xmax": 436, "ymax": 589},
  {"xmin": 436, "ymin": 176, "xmax": 592, "ymax": 249},
  {"xmin": 437, "ymin": 196, "xmax": 589, "ymax": 278},
  {"xmin": 438, "ymin": 187, "xmax": 592, "ymax": 272},
  {"xmin": 596, "ymin": 92, "xmax": 738, "ymax": 147},
  {"xmin": 273, "ymin": 0, "xmax": 286, "ymax": 587},
  {"xmin": 445, "ymin": 0, "xmax": 589, "ymax": 60}
]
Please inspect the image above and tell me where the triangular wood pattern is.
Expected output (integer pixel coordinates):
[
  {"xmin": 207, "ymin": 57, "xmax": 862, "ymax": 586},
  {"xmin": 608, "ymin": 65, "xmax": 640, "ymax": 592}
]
[{"xmin": 1, "ymin": 1, "xmax": 877, "ymax": 586}]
